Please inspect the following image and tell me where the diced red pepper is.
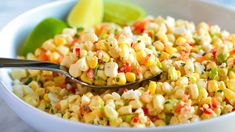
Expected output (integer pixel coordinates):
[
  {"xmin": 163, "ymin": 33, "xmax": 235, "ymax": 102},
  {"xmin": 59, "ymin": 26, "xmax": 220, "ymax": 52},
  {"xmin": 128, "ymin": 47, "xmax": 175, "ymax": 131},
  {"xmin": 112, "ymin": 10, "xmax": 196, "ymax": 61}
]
[
  {"xmin": 124, "ymin": 62, "xmax": 131, "ymax": 72},
  {"xmin": 118, "ymin": 62, "xmax": 131, "ymax": 73},
  {"xmin": 233, "ymin": 59, "xmax": 235, "ymax": 65},
  {"xmin": 132, "ymin": 117, "xmax": 140, "ymax": 123},
  {"xmin": 209, "ymin": 98, "xmax": 220, "ymax": 109},
  {"xmin": 230, "ymin": 50, "xmax": 235, "ymax": 55},
  {"xmin": 75, "ymin": 48, "xmax": 80, "ymax": 56},
  {"xmin": 143, "ymin": 54, "xmax": 151, "ymax": 63},
  {"xmin": 134, "ymin": 66, "xmax": 142, "ymax": 75},
  {"xmin": 188, "ymin": 42, "xmax": 195, "ymax": 47},
  {"xmin": 131, "ymin": 42, "xmax": 135, "ymax": 48},
  {"xmin": 133, "ymin": 21, "xmax": 146, "ymax": 34},
  {"xmin": 182, "ymin": 94, "xmax": 189, "ymax": 102},
  {"xmin": 203, "ymin": 108, "xmax": 212, "ymax": 115},
  {"xmin": 69, "ymin": 87, "xmax": 76, "ymax": 94},
  {"xmin": 211, "ymin": 48, "xmax": 217, "ymax": 59},
  {"xmin": 232, "ymin": 107, "xmax": 235, "ymax": 112},
  {"xmin": 87, "ymin": 69, "xmax": 94, "ymax": 79},
  {"xmin": 175, "ymin": 103, "xmax": 190, "ymax": 113},
  {"xmin": 71, "ymin": 37, "xmax": 78, "ymax": 45},
  {"xmin": 54, "ymin": 103, "xmax": 61, "ymax": 110},
  {"xmin": 142, "ymin": 107, "xmax": 149, "ymax": 115},
  {"xmin": 147, "ymin": 31, "xmax": 153, "ymax": 38},
  {"xmin": 39, "ymin": 54, "xmax": 48, "ymax": 61}
]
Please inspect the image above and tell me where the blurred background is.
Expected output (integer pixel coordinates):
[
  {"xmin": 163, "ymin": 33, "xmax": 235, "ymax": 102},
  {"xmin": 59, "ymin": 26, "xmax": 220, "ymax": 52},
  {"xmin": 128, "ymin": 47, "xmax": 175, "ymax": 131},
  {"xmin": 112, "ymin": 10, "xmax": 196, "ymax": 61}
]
[{"xmin": 0, "ymin": 0, "xmax": 235, "ymax": 132}]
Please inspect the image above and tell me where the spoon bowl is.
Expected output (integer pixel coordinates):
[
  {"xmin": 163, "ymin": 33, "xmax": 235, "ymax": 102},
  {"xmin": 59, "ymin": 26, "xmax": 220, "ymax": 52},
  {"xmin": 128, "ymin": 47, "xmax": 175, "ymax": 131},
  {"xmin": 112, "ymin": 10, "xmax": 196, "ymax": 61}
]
[{"xmin": 0, "ymin": 57, "xmax": 160, "ymax": 89}]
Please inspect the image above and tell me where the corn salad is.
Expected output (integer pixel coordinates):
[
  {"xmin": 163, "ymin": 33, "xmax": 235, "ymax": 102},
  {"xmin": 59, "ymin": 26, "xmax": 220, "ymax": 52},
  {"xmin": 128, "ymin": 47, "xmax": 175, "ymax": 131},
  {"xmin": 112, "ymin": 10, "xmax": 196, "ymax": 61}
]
[{"xmin": 12, "ymin": 16, "xmax": 235, "ymax": 127}]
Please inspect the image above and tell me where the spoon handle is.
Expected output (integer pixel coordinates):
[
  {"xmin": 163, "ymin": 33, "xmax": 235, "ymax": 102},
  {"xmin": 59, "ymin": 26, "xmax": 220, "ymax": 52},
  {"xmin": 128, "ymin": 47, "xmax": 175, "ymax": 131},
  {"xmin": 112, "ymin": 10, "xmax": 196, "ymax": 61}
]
[{"xmin": 0, "ymin": 57, "xmax": 61, "ymax": 72}]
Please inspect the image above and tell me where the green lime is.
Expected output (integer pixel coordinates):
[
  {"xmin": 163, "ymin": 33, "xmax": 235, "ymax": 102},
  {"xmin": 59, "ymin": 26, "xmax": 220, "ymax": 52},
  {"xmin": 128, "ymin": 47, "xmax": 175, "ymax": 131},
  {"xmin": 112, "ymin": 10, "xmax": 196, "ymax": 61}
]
[
  {"xmin": 22, "ymin": 17, "xmax": 67, "ymax": 55},
  {"xmin": 104, "ymin": 0, "xmax": 146, "ymax": 25},
  {"xmin": 67, "ymin": 0, "xmax": 104, "ymax": 28}
]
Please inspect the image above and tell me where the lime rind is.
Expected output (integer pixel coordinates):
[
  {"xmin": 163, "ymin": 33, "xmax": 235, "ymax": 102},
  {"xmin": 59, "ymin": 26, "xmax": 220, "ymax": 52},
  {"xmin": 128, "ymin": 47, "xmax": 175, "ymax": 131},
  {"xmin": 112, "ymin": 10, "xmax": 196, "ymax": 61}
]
[{"xmin": 22, "ymin": 18, "xmax": 67, "ymax": 55}]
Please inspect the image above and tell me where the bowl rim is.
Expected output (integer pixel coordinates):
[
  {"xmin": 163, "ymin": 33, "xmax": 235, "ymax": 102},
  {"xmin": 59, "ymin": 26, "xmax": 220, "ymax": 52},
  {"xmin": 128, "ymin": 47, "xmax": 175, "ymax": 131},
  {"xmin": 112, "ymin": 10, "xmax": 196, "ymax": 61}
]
[{"xmin": 1, "ymin": 0, "xmax": 235, "ymax": 131}]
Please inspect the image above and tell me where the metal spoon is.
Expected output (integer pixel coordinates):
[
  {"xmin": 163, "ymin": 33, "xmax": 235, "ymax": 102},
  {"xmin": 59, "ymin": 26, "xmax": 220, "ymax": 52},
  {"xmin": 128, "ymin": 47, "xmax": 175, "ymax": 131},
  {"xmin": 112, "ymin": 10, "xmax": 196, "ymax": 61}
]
[{"xmin": 0, "ymin": 58, "xmax": 161, "ymax": 89}]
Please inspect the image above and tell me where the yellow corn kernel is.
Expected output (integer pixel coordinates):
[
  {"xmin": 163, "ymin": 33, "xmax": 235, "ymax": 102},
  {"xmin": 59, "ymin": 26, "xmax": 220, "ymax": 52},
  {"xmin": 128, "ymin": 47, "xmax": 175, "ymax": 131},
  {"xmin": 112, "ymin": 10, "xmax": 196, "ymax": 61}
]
[
  {"xmin": 53, "ymin": 76, "xmax": 65, "ymax": 85},
  {"xmin": 198, "ymin": 87, "xmax": 208, "ymax": 100},
  {"xmin": 146, "ymin": 56, "xmax": 155, "ymax": 67},
  {"xmin": 80, "ymin": 49, "xmax": 88, "ymax": 57},
  {"xmin": 43, "ymin": 81, "xmax": 55, "ymax": 87},
  {"xmin": 165, "ymin": 46, "xmax": 177, "ymax": 54},
  {"xmin": 35, "ymin": 88, "xmax": 45, "ymax": 96},
  {"xmin": 136, "ymin": 50, "xmax": 146, "ymax": 63},
  {"xmin": 226, "ymin": 79, "xmax": 235, "ymax": 92},
  {"xmin": 54, "ymin": 37, "xmax": 66, "ymax": 46},
  {"xmin": 223, "ymin": 88, "xmax": 235, "ymax": 104},
  {"xmin": 125, "ymin": 72, "xmax": 136, "ymax": 82},
  {"xmin": 119, "ymin": 43, "xmax": 129, "ymax": 58},
  {"xmin": 207, "ymin": 80, "xmax": 219, "ymax": 93},
  {"xmin": 28, "ymin": 81, "xmax": 39, "ymax": 91},
  {"xmin": 144, "ymin": 71, "xmax": 153, "ymax": 78},
  {"xmin": 94, "ymin": 79, "xmax": 106, "ymax": 86},
  {"xmin": 87, "ymin": 56, "xmax": 98, "ymax": 69},
  {"xmin": 96, "ymin": 41, "xmax": 107, "ymax": 51},
  {"xmin": 229, "ymin": 34, "xmax": 235, "ymax": 43},
  {"xmin": 229, "ymin": 71, "xmax": 235, "ymax": 79},
  {"xmin": 160, "ymin": 52, "xmax": 170, "ymax": 60},
  {"xmin": 49, "ymin": 52, "xmax": 61, "ymax": 63},
  {"xmin": 24, "ymin": 95, "xmax": 38, "ymax": 106},
  {"xmin": 101, "ymin": 51, "xmax": 110, "ymax": 62},
  {"xmin": 80, "ymin": 72, "xmax": 92, "ymax": 84},
  {"xmin": 218, "ymin": 81, "xmax": 226, "ymax": 90},
  {"xmin": 153, "ymin": 41, "xmax": 165, "ymax": 51},
  {"xmin": 28, "ymin": 70, "xmax": 40, "ymax": 77},
  {"xmin": 157, "ymin": 33, "xmax": 168, "ymax": 43},
  {"xmin": 116, "ymin": 73, "xmax": 126, "ymax": 85},
  {"xmin": 154, "ymin": 119, "xmax": 166, "ymax": 127},
  {"xmin": 199, "ymin": 97, "xmax": 212, "ymax": 105},
  {"xmin": 148, "ymin": 81, "xmax": 157, "ymax": 94},
  {"xmin": 175, "ymin": 37, "xmax": 187, "ymax": 45}
]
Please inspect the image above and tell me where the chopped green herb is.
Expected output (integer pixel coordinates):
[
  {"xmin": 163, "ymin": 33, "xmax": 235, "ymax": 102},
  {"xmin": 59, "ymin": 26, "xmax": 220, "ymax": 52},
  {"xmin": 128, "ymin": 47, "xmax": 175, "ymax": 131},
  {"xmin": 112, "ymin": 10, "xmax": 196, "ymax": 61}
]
[
  {"xmin": 217, "ymin": 89, "xmax": 223, "ymax": 93},
  {"xmin": 24, "ymin": 77, "xmax": 33, "ymax": 85},
  {"xmin": 77, "ymin": 27, "xmax": 84, "ymax": 32}
]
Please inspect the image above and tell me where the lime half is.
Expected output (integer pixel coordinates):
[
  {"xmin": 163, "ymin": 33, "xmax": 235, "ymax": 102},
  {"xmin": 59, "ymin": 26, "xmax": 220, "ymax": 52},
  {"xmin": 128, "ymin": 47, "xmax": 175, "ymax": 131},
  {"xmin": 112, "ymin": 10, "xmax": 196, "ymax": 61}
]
[
  {"xmin": 67, "ymin": 0, "xmax": 104, "ymax": 28},
  {"xmin": 104, "ymin": 0, "xmax": 146, "ymax": 25},
  {"xmin": 22, "ymin": 18, "xmax": 67, "ymax": 55}
]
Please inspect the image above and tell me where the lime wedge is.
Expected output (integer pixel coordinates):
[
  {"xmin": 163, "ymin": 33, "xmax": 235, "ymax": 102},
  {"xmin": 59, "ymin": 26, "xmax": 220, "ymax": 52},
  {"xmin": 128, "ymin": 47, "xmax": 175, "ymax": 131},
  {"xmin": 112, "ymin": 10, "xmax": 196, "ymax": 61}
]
[
  {"xmin": 67, "ymin": 0, "xmax": 104, "ymax": 28},
  {"xmin": 104, "ymin": 0, "xmax": 146, "ymax": 25},
  {"xmin": 22, "ymin": 18, "xmax": 67, "ymax": 55}
]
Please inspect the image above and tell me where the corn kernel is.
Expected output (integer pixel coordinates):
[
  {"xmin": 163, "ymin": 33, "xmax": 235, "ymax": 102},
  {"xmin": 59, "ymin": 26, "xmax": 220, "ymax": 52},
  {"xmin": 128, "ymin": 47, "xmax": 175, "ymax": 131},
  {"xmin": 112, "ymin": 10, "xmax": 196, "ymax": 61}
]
[
  {"xmin": 96, "ymin": 41, "xmax": 107, "ymax": 51},
  {"xmin": 175, "ymin": 37, "xmax": 187, "ymax": 45},
  {"xmin": 157, "ymin": 33, "xmax": 168, "ymax": 43},
  {"xmin": 223, "ymin": 88, "xmax": 235, "ymax": 104},
  {"xmin": 165, "ymin": 46, "xmax": 177, "ymax": 54},
  {"xmin": 160, "ymin": 52, "xmax": 170, "ymax": 60},
  {"xmin": 136, "ymin": 50, "xmax": 146, "ymax": 63},
  {"xmin": 125, "ymin": 72, "xmax": 136, "ymax": 82},
  {"xmin": 144, "ymin": 71, "xmax": 153, "ymax": 78},
  {"xmin": 119, "ymin": 43, "xmax": 129, "ymax": 58},
  {"xmin": 226, "ymin": 79, "xmax": 235, "ymax": 92},
  {"xmin": 148, "ymin": 81, "xmax": 157, "ymax": 94},
  {"xmin": 153, "ymin": 41, "xmax": 165, "ymax": 51},
  {"xmin": 116, "ymin": 73, "xmax": 126, "ymax": 85},
  {"xmin": 87, "ymin": 56, "xmax": 98, "ymax": 69},
  {"xmin": 229, "ymin": 71, "xmax": 235, "ymax": 79},
  {"xmin": 81, "ymin": 72, "xmax": 92, "ymax": 84},
  {"xmin": 54, "ymin": 37, "xmax": 66, "ymax": 45},
  {"xmin": 146, "ymin": 56, "xmax": 155, "ymax": 67},
  {"xmin": 207, "ymin": 80, "xmax": 219, "ymax": 93}
]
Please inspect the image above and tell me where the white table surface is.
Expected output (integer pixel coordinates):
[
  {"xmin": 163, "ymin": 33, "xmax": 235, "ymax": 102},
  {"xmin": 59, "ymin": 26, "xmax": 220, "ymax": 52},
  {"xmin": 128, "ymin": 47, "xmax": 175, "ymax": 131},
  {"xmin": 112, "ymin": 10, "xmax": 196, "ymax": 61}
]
[{"xmin": 0, "ymin": 0, "xmax": 234, "ymax": 132}]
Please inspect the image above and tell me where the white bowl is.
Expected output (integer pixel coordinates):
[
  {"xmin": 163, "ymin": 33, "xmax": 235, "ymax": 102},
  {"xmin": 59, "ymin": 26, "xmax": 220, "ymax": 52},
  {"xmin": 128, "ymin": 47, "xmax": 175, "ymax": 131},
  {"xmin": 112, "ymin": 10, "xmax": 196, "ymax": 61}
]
[{"xmin": 1, "ymin": 0, "xmax": 235, "ymax": 132}]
